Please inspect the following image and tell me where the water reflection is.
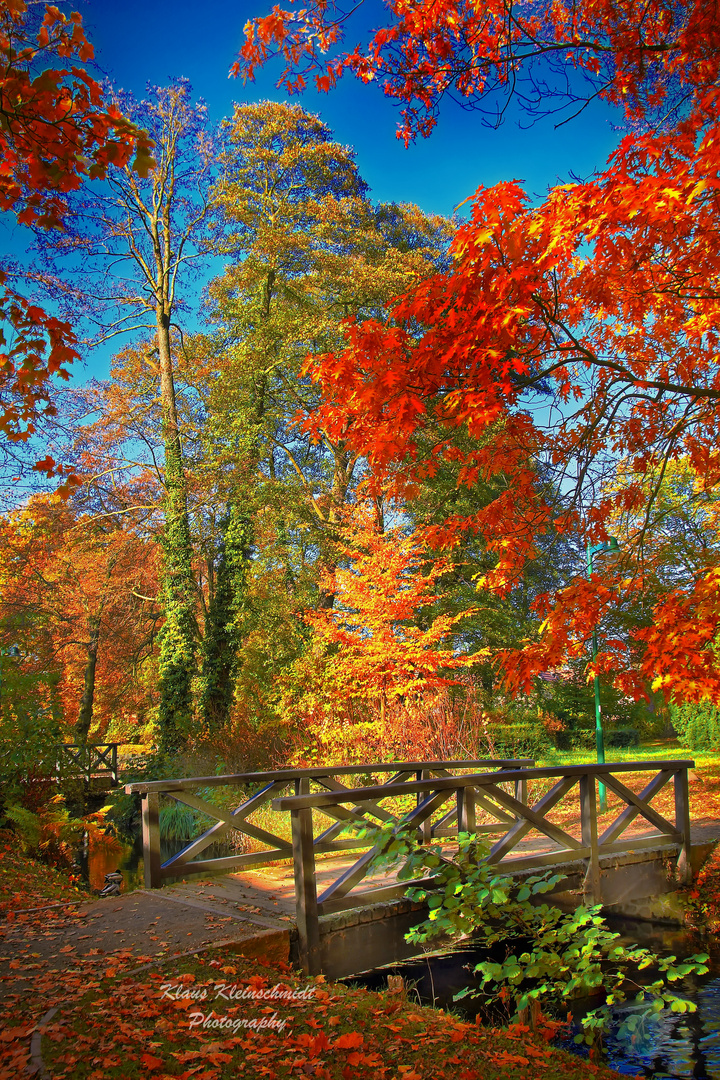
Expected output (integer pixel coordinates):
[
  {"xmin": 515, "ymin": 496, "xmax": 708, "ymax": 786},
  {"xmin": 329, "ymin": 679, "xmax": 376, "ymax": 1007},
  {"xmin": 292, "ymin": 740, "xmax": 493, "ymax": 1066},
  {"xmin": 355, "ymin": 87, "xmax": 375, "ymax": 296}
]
[
  {"xmin": 74, "ymin": 832, "xmax": 145, "ymax": 893},
  {"xmin": 698, "ymin": 981, "xmax": 720, "ymax": 1078},
  {"xmin": 565, "ymin": 925, "xmax": 720, "ymax": 1079},
  {"xmin": 75, "ymin": 832, "xmax": 237, "ymax": 894},
  {"xmin": 592, "ymin": 977, "xmax": 720, "ymax": 1079}
]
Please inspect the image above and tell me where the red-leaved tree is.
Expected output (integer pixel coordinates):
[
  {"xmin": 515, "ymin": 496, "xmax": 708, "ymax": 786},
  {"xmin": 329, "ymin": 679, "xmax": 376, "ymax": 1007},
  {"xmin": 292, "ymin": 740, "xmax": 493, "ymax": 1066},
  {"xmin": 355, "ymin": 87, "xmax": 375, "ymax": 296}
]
[{"xmin": 0, "ymin": 0, "xmax": 153, "ymax": 472}]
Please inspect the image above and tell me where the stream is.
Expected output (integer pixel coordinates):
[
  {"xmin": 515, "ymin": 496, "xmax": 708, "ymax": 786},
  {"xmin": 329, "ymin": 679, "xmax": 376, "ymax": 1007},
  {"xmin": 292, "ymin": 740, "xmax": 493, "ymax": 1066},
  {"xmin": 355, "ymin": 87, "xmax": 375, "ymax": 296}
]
[{"xmin": 345, "ymin": 918, "xmax": 720, "ymax": 1079}]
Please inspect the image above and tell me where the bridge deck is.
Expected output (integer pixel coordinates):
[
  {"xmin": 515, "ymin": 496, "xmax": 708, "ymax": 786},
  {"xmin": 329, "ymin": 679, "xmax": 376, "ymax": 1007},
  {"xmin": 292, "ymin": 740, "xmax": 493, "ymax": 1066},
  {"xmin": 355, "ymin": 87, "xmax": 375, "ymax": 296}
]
[
  {"xmin": 153, "ymin": 815, "xmax": 720, "ymax": 927},
  {"xmin": 3, "ymin": 818, "xmax": 715, "ymax": 997}
]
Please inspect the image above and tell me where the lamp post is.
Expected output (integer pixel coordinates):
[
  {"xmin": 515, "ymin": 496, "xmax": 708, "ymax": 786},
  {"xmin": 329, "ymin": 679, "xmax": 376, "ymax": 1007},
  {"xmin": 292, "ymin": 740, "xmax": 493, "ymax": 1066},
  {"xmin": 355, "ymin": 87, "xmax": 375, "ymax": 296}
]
[{"xmin": 586, "ymin": 539, "xmax": 620, "ymax": 813}]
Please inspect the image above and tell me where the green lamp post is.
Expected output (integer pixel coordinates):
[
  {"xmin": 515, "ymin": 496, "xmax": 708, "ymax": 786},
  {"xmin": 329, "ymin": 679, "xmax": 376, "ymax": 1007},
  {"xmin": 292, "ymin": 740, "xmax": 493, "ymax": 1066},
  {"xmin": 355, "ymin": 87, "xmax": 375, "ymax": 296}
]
[{"xmin": 586, "ymin": 539, "xmax": 620, "ymax": 813}]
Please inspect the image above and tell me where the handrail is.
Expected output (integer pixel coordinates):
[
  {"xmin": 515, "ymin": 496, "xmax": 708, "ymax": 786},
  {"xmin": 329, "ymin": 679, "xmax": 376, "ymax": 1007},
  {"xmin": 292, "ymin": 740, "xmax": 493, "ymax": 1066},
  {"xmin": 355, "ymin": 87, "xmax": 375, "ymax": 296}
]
[
  {"xmin": 272, "ymin": 760, "xmax": 696, "ymax": 810},
  {"xmin": 276, "ymin": 759, "xmax": 694, "ymax": 974},
  {"xmin": 127, "ymin": 759, "xmax": 534, "ymax": 889},
  {"xmin": 124, "ymin": 760, "xmax": 534, "ymax": 794}
]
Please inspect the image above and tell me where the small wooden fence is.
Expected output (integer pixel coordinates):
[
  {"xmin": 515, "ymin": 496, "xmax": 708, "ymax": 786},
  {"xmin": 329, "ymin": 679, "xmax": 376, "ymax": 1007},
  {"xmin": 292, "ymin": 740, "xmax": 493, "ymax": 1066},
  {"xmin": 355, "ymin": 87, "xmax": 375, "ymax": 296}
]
[
  {"xmin": 272, "ymin": 760, "xmax": 693, "ymax": 974},
  {"xmin": 56, "ymin": 743, "xmax": 119, "ymax": 785},
  {"xmin": 126, "ymin": 760, "xmax": 533, "ymax": 889}
]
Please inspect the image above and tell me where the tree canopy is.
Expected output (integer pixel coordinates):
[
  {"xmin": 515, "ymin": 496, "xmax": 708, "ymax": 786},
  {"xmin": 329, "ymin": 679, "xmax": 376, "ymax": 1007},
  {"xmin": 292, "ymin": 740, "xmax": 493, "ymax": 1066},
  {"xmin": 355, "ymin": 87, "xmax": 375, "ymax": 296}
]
[{"xmin": 3, "ymin": 0, "xmax": 720, "ymax": 767}]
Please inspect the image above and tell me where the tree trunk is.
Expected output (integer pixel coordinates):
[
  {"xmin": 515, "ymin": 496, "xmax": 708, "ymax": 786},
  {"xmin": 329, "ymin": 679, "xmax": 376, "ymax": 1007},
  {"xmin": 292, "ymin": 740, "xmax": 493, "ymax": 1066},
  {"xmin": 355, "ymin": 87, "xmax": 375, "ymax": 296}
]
[{"xmin": 75, "ymin": 614, "xmax": 102, "ymax": 743}]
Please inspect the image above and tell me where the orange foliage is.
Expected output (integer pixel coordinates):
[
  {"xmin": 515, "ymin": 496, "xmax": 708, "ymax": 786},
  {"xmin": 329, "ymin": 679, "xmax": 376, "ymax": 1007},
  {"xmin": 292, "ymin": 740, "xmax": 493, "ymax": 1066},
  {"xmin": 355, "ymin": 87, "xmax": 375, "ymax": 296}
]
[
  {"xmin": 305, "ymin": 502, "xmax": 481, "ymax": 707},
  {"xmin": 294, "ymin": 93, "xmax": 720, "ymax": 700},
  {"xmin": 235, "ymin": 0, "xmax": 716, "ymax": 143},
  {"xmin": 0, "ymin": 495, "xmax": 160, "ymax": 737},
  {"xmin": 0, "ymin": 0, "xmax": 153, "ymax": 465},
  {"xmin": 279, "ymin": 501, "xmax": 484, "ymax": 761}
]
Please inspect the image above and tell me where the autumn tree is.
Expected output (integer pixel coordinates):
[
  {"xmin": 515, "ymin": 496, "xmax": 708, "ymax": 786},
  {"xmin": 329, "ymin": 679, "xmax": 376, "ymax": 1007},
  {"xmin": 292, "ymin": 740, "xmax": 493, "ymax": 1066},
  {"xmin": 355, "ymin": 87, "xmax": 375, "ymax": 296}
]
[
  {"xmin": 188, "ymin": 101, "xmax": 453, "ymax": 731},
  {"xmin": 0, "ymin": 0, "xmax": 152, "ymax": 475},
  {"xmin": 277, "ymin": 498, "xmax": 481, "ymax": 756},
  {"xmin": 235, "ymin": 0, "xmax": 720, "ymax": 707},
  {"xmin": 35, "ymin": 80, "xmax": 217, "ymax": 749},
  {"xmin": 0, "ymin": 495, "xmax": 160, "ymax": 745},
  {"xmin": 207, "ymin": 100, "xmax": 452, "ymax": 559}
]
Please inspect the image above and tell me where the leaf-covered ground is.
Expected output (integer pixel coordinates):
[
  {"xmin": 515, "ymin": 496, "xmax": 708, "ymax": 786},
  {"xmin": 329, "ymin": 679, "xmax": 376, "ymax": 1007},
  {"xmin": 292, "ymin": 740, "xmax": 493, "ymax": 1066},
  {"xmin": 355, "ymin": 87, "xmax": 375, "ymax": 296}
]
[
  {"xmin": 0, "ymin": 831, "xmax": 85, "ymax": 913},
  {"xmin": 0, "ymin": 846, "xmax": 625, "ymax": 1080},
  {"xmin": 6, "ymin": 945, "xmax": 627, "ymax": 1080}
]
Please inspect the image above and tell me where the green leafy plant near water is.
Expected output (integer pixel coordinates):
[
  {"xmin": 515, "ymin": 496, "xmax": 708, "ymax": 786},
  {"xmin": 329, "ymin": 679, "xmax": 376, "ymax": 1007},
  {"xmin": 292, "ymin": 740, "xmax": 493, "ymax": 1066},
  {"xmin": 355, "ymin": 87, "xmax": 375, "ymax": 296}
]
[{"xmin": 367, "ymin": 827, "xmax": 709, "ymax": 1053}]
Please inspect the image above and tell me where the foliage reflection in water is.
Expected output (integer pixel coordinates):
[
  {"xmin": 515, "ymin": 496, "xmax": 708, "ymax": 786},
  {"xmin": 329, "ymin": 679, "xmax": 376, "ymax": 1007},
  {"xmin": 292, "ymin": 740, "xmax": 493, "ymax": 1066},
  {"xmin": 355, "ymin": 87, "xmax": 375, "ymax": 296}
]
[{"xmin": 76, "ymin": 830, "xmax": 236, "ymax": 894}]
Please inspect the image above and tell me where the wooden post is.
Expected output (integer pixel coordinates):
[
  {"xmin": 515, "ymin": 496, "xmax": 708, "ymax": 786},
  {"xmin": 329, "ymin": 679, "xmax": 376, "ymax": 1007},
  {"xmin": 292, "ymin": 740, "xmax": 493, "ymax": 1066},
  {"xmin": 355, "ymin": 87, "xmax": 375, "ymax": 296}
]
[
  {"xmin": 674, "ymin": 767, "xmax": 692, "ymax": 884},
  {"xmin": 111, "ymin": 744, "xmax": 118, "ymax": 785},
  {"xmin": 291, "ymin": 777, "xmax": 320, "ymax": 975},
  {"xmin": 417, "ymin": 770, "xmax": 432, "ymax": 843},
  {"xmin": 142, "ymin": 792, "xmax": 162, "ymax": 888},
  {"xmin": 514, "ymin": 776, "xmax": 527, "ymax": 821},
  {"xmin": 580, "ymin": 772, "xmax": 601, "ymax": 904},
  {"xmin": 457, "ymin": 785, "xmax": 476, "ymax": 835}
]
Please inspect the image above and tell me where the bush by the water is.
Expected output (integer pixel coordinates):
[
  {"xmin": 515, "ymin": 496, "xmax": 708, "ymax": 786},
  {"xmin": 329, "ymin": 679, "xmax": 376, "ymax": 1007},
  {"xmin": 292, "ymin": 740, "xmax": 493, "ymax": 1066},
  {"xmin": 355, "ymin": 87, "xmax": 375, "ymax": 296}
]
[{"xmin": 369, "ymin": 827, "xmax": 709, "ymax": 1054}]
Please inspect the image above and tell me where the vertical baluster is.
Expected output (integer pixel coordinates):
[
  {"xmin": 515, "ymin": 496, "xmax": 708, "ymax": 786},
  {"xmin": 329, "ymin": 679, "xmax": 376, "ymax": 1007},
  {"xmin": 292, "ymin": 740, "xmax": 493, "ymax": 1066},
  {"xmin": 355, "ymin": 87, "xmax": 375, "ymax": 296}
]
[
  {"xmin": 457, "ymin": 784, "xmax": 476, "ymax": 836},
  {"xmin": 580, "ymin": 772, "xmax": 601, "ymax": 904},
  {"xmin": 417, "ymin": 770, "xmax": 431, "ymax": 843},
  {"xmin": 514, "ymin": 775, "xmax": 527, "ymax": 822},
  {"xmin": 674, "ymin": 767, "xmax": 692, "ymax": 884},
  {"xmin": 291, "ymin": 777, "xmax": 320, "ymax": 975},
  {"xmin": 142, "ymin": 791, "xmax": 162, "ymax": 888},
  {"xmin": 111, "ymin": 743, "xmax": 118, "ymax": 785}
]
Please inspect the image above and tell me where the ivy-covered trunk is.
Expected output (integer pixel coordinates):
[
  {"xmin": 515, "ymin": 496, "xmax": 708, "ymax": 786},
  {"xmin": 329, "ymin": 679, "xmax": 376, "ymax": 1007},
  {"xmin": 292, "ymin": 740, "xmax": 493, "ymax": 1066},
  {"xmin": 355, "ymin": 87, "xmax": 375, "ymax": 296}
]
[
  {"xmin": 198, "ymin": 506, "xmax": 253, "ymax": 731},
  {"xmin": 156, "ymin": 308, "xmax": 196, "ymax": 752}
]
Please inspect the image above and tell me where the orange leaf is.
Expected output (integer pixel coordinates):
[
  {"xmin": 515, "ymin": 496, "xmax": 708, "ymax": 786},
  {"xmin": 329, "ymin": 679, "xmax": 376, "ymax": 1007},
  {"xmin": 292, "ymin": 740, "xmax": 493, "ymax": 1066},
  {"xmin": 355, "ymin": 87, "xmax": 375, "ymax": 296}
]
[
  {"xmin": 333, "ymin": 1031, "xmax": 364, "ymax": 1049},
  {"xmin": 140, "ymin": 1053, "xmax": 165, "ymax": 1070}
]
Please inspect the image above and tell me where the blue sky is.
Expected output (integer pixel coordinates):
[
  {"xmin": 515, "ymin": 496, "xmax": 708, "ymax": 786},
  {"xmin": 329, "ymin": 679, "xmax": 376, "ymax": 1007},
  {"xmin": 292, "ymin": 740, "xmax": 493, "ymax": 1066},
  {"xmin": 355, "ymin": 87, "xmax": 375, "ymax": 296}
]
[
  {"xmin": 11, "ymin": 0, "xmax": 623, "ymax": 387},
  {"xmin": 81, "ymin": 0, "xmax": 622, "ymax": 217}
]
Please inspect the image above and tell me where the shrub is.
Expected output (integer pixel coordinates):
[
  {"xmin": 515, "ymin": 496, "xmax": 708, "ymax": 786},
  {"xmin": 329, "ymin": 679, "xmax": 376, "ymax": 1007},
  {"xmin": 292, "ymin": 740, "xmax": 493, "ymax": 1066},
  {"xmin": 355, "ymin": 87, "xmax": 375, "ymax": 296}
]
[
  {"xmin": 669, "ymin": 701, "xmax": 720, "ymax": 750},
  {"xmin": 368, "ymin": 827, "xmax": 708, "ymax": 1054},
  {"xmin": 606, "ymin": 728, "xmax": 640, "ymax": 748},
  {"xmin": 487, "ymin": 723, "xmax": 552, "ymax": 761}
]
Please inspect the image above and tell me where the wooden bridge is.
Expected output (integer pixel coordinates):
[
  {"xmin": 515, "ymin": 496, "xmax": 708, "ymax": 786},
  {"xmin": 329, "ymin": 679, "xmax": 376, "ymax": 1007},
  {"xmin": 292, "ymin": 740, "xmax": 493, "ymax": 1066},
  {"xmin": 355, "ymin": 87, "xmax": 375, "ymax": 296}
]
[
  {"xmin": 126, "ymin": 757, "xmax": 698, "ymax": 977},
  {"xmin": 56, "ymin": 742, "xmax": 119, "ymax": 786}
]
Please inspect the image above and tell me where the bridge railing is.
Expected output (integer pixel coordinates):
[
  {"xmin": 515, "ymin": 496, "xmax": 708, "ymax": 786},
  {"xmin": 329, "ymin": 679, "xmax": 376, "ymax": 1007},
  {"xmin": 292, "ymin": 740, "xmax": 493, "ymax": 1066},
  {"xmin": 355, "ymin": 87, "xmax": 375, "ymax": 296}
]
[
  {"xmin": 272, "ymin": 760, "xmax": 694, "ymax": 974},
  {"xmin": 125, "ymin": 759, "xmax": 534, "ymax": 889},
  {"xmin": 56, "ymin": 742, "xmax": 119, "ymax": 785}
]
